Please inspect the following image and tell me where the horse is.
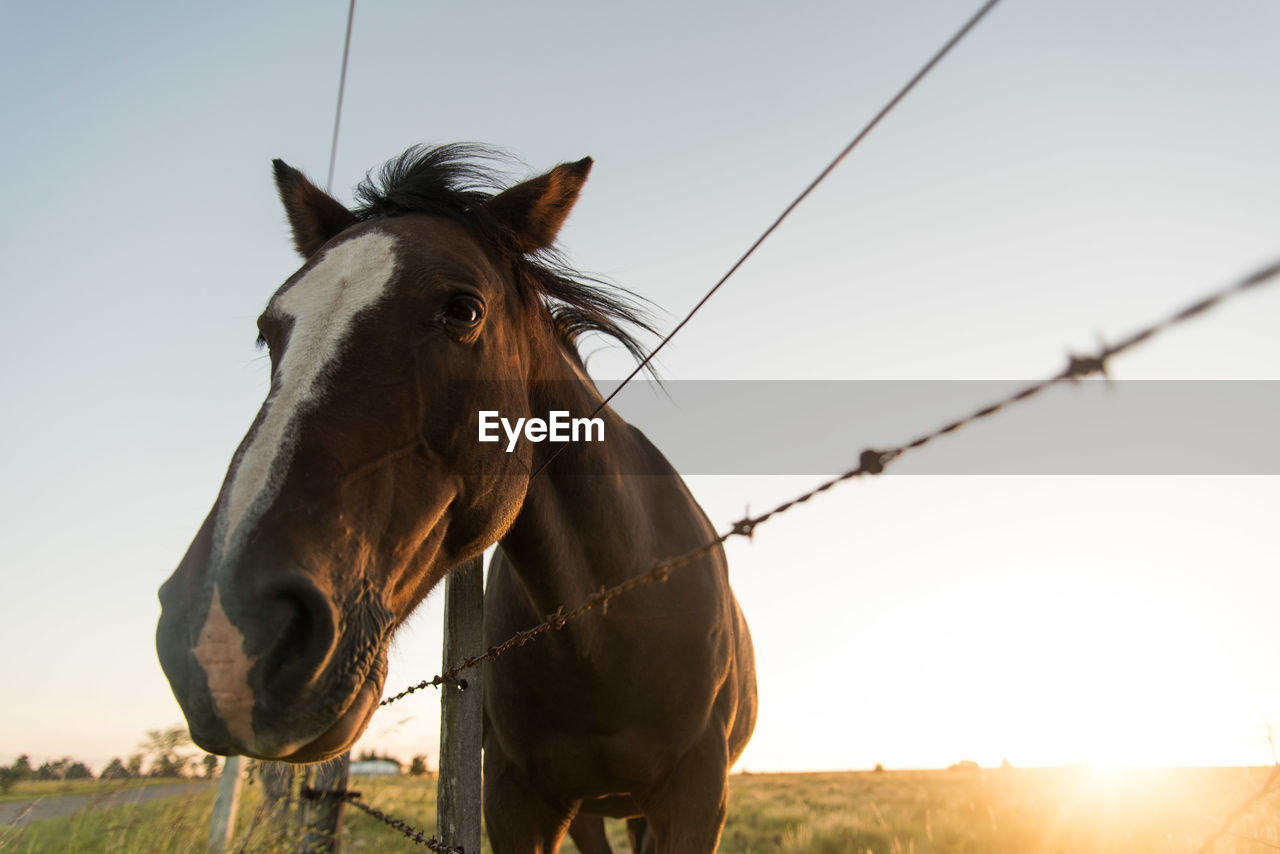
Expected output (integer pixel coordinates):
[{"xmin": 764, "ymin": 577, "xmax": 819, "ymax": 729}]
[{"xmin": 155, "ymin": 144, "xmax": 757, "ymax": 853}]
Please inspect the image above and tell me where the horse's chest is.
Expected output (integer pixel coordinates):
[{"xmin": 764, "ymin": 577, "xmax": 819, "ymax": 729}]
[
  {"xmin": 486, "ymin": 644, "xmax": 713, "ymax": 795},
  {"xmin": 511, "ymin": 725, "xmax": 680, "ymax": 801}
]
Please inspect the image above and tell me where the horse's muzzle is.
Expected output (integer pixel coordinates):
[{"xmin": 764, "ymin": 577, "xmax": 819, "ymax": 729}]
[{"xmin": 156, "ymin": 526, "xmax": 391, "ymax": 761}]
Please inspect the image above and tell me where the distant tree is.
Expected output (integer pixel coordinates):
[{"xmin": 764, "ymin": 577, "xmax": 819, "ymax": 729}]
[
  {"xmin": 139, "ymin": 727, "xmax": 193, "ymax": 778},
  {"xmin": 11, "ymin": 754, "xmax": 32, "ymax": 780},
  {"xmin": 409, "ymin": 756, "xmax": 430, "ymax": 776},
  {"xmin": 873, "ymin": 763, "xmax": 885, "ymax": 773},
  {"xmin": 203, "ymin": 754, "xmax": 219, "ymax": 779},
  {"xmin": 1000, "ymin": 758, "xmax": 1014, "ymax": 770},
  {"xmin": 100, "ymin": 758, "xmax": 132, "ymax": 780},
  {"xmin": 0, "ymin": 767, "xmax": 16, "ymax": 794},
  {"xmin": 948, "ymin": 760, "xmax": 980, "ymax": 771},
  {"xmin": 147, "ymin": 756, "xmax": 189, "ymax": 778},
  {"xmin": 65, "ymin": 761, "xmax": 93, "ymax": 780},
  {"xmin": 35, "ymin": 759, "xmax": 71, "ymax": 781},
  {"xmin": 125, "ymin": 754, "xmax": 144, "ymax": 777}
]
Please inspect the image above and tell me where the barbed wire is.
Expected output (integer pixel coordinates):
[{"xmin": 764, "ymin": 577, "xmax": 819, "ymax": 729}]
[
  {"xmin": 302, "ymin": 787, "xmax": 464, "ymax": 854},
  {"xmin": 378, "ymin": 255, "xmax": 1280, "ymax": 707},
  {"xmin": 528, "ymin": 0, "xmax": 1006, "ymax": 480},
  {"xmin": 325, "ymin": 0, "xmax": 356, "ymax": 194}
]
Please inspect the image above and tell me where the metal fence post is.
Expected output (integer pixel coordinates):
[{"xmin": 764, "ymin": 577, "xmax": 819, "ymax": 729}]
[
  {"xmin": 438, "ymin": 554, "xmax": 484, "ymax": 852},
  {"xmin": 208, "ymin": 754, "xmax": 243, "ymax": 852}
]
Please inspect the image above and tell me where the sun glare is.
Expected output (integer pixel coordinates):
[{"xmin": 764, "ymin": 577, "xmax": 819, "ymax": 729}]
[
  {"xmin": 828, "ymin": 548, "xmax": 1266, "ymax": 770},
  {"xmin": 958, "ymin": 555, "xmax": 1255, "ymax": 768}
]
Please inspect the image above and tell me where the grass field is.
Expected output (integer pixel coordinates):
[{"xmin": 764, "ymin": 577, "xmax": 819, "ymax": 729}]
[{"xmin": 1, "ymin": 766, "xmax": 1277, "ymax": 853}]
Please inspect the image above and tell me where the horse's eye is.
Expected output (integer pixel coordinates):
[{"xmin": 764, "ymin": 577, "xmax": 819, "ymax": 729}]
[{"xmin": 442, "ymin": 295, "xmax": 484, "ymax": 328}]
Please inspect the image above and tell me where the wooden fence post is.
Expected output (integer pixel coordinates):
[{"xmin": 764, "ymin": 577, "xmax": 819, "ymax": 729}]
[
  {"xmin": 261, "ymin": 760, "xmax": 296, "ymax": 826},
  {"xmin": 208, "ymin": 754, "xmax": 243, "ymax": 852},
  {"xmin": 298, "ymin": 751, "xmax": 350, "ymax": 853},
  {"xmin": 438, "ymin": 554, "xmax": 484, "ymax": 852}
]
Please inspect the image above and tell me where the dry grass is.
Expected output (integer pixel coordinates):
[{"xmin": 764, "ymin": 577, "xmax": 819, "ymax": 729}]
[
  {"xmin": 713, "ymin": 767, "xmax": 1280, "ymax": 854},
  {"xmin": 2, "ymin": 766, "xmax": 1277, "ymax": 853}
]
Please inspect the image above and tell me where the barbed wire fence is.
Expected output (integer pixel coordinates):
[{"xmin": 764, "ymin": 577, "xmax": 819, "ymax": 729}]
[
  {"xmin": 330, "ymin": 257, "xmax": 1280, "ymax": 851},
  {"xmin": 311, "ymin": 788, "xmax": 463, "ymax": 854}
]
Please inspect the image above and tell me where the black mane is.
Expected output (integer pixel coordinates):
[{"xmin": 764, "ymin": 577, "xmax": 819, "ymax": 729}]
[{"xmin": 353, "ymin": 144, "xmax": 656, "ymax": 368}]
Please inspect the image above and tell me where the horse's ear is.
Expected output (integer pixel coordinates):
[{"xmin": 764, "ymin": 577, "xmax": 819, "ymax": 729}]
[
  {"xmin": 487, "ymin": 157, "xmax": 593, "ymax": 253},
  {"xmin": 272, "ymin": 159, "xmax": 358, "ymax": 258}
]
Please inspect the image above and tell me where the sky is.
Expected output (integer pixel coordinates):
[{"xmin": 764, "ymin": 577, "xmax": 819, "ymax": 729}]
[{"xmin": 2, "ymin": 0, "xmax": 1278, "ymax": 774}]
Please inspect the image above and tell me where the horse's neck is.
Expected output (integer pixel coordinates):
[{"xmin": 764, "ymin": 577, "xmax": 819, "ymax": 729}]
[{"xmin": 496, "ymin": 350, "xmax": 689, "ymax": 618}]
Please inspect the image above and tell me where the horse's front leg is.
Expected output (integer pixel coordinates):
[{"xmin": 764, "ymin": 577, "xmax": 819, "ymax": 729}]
[
  {"xmin": 635, "ymin": 733, "xmax": 730, "ymax": 854},
  {"xmin": 626, "ymin": 817, "xmax": 654, "ymax": 854},
  {"xmin": 483, "ymin": 736, "xmax": 575, "ymax": 854},
  {"xmin": 567, "ymin": 813, "xmax": 615, "ymax": 854}
]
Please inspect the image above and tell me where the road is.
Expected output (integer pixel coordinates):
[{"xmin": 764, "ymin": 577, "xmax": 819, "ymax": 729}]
[{"xmin": 0, "ymin": 782, "xmax": 211, "ymax": 827}]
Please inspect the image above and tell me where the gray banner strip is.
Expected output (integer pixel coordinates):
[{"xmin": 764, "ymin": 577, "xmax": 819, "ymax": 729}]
[{"xmin": 594, "ymin": 380, "xmax": 1280, "ymax": 475}]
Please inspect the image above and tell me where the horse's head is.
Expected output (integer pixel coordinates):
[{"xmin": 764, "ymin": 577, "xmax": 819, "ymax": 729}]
[{"xmin": 157, "ymin": 146, "xmax": 643, "ymax": 761}]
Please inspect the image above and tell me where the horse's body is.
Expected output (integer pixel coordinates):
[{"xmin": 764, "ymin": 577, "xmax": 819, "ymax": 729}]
[
  {"xmin": 483, "ymin": 362, "xmax": 756, "ymax": 850},
  {"xmin": 156, "ymin": 145, "xmax": 755, "ymax": 853}
]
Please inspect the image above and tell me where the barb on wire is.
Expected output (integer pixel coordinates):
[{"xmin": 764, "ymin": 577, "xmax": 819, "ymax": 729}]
[
  {"xmin": 380, "ymin": 255, "xmax": 1280, "ymax": 707},
  {"xmin": 529, "ymin": 0, "xmax": 1005, "ymax": 481},
  {"xmin": 303, "ymin": 787, "xmax": 464, "ymax": 853}
]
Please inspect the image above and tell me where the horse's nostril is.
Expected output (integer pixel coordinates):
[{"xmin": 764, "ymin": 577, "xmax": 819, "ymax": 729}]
[{"xmin": 259, "ymin": 579, "xmax": 338, "ymax": 693}]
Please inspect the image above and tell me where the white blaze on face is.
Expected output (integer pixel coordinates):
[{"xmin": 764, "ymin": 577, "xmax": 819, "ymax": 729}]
[
  {"xmin": 193, "ymin": 588, "xmax": 257, "ymax": 743},
  {"xmin": 218, "ymin": 231, "xmax": 399, "ymax": 557}
]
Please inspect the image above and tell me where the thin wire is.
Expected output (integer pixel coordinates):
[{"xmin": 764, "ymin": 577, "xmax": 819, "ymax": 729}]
[
  {"xmin": 529, "ymin": 0, "xmax": 1004, "ymax": 479},
  {"xmin": 303, "ymin": 788, "xmax": 464, "ymax": 853},
  {"xmin": 326, "ymin": 0, "xmax": 357, "ymax": 194}
]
